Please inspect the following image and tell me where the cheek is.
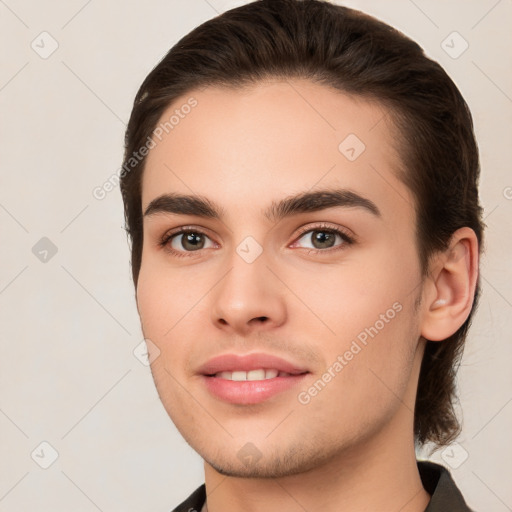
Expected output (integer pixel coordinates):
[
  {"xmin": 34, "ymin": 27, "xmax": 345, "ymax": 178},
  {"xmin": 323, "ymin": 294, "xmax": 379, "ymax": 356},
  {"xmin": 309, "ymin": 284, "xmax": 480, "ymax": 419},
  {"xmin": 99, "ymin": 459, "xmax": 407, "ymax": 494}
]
[
  {"xmin": 305, "ymin": 243, "xmax": 420, "ymax": 344},
  {"xmin": 300, "ymin": 244, "xmax": 421, "ymax": 409},
  {"xmin": 295, "ymin": 297, "xmax": 419, "ymax": 445},
  {"xmin": 136, "ymin": 253, "xmax": 217, "ymax": 387},
  {"xmin": 136, "ymin": 262, "xmax": 194, "ymax": 409},
  {"xmin": 136, "ymin": 265, "xmax": 167, "ymax": 339},
  {"xmin": 136, "ymin": 252, "xmax": 205, "ymax": 338}
]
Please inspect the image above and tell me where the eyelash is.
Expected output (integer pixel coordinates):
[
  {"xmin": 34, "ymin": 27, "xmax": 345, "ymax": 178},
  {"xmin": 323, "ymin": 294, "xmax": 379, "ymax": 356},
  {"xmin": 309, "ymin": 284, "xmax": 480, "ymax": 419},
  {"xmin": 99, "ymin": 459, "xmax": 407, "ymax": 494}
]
[{"xmin": 159, "ymin": 223, "xmax": 355, "ymax": 258}]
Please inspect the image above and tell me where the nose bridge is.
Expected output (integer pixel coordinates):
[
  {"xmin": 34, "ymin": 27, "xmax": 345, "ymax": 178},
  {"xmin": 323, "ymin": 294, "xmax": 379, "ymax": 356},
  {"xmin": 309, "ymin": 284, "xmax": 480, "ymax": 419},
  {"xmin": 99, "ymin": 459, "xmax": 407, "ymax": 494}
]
[
  {"xmin": 219, "ymin": 226, "xmax": 271, "ymax": 290},
  {"xmin": 210, "ymin": 238, "xmax": 286, "ymax": 332},
  {"xmin": 218, "ymin": 242, "xmax": 271, "ymax": 306}
]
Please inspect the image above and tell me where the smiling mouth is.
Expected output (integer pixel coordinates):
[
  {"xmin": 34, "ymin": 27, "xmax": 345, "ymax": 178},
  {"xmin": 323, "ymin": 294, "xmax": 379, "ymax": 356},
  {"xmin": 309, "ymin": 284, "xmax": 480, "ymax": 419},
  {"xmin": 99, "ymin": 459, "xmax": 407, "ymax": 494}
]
[{"xmin": 198, "ymin": 352, "xmax": 310, "ymax": 404}]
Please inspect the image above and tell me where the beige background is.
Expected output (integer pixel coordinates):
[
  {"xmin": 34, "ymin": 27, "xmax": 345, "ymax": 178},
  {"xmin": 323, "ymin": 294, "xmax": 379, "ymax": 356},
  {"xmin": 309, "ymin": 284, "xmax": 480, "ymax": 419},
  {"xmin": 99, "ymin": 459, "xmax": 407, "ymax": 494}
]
[{"xmin": 0, "ymin": 0, "xmax": 511, "ymax": 510}]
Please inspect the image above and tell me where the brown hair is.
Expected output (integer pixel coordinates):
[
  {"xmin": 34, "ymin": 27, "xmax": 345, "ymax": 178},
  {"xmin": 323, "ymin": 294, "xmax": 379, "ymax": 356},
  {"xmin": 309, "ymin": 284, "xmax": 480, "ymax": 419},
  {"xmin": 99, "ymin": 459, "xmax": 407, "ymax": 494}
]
[{"xmin": 120, "ymin": 0, "xmax": 484, "ymax": 447}]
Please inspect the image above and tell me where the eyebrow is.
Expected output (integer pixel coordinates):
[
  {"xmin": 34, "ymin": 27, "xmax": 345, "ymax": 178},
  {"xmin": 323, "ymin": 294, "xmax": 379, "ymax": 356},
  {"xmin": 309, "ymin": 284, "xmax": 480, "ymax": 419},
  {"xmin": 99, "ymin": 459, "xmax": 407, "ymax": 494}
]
[{"xmin": 143, "ymin": 188, "xmax": 381, "ymax": 222}]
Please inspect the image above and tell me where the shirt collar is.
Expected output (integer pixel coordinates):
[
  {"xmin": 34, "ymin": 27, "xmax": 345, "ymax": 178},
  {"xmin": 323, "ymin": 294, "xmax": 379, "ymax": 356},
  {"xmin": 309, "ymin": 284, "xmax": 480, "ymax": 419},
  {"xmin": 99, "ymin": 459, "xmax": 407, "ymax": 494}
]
[{"xmin": 418, "ymin": 460, "xmax": 474, "ymax": 511}]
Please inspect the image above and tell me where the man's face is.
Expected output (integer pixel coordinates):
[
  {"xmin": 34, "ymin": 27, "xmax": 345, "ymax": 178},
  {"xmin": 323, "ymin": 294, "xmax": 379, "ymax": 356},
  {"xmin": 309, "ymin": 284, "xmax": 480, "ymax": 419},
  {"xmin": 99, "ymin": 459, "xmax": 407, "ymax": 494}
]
[{"xmin": 137, "ymin": 79, "xmax": 426, "ymax": 477}]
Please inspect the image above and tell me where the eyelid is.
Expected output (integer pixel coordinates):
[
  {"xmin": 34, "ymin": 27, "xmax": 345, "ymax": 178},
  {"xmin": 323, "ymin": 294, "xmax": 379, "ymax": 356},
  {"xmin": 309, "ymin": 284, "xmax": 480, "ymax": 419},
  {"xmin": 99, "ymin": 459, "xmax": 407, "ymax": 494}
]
[
  {"xmin": 296, "ymin": 221, "xmax": 354, "ymax": 235},
  {"xmin": 161, "ymin": 224, "xmax": 215, "ymax": 241}
]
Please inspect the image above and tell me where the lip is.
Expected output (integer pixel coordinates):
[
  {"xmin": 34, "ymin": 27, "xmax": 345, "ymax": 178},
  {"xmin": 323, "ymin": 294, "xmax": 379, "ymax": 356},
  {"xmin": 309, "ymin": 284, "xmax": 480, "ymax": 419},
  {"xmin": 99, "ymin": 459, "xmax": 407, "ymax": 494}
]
[
  {"xmin": 197, "ymin": 352, "xmax": 309, "ymax": 376},
  {"xmin": 198, "ymin": 352, "xmax": 310, "ymax": 405}
]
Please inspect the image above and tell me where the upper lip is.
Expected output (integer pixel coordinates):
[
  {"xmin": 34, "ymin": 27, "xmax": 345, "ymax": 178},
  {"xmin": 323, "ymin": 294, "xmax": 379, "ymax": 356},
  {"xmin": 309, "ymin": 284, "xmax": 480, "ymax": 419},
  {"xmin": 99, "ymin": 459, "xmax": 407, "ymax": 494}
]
[{"xmin": 198, "ymin": 353, "xmax": 309, "ymax": 376}]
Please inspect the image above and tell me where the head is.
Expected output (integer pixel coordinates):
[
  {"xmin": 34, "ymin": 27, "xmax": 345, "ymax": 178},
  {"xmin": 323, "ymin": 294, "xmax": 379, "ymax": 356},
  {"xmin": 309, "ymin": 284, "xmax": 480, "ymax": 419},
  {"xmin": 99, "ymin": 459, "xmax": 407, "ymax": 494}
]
[{"xmin": 120, "ymin": 0, "xmax": 484, "ymax": 473}]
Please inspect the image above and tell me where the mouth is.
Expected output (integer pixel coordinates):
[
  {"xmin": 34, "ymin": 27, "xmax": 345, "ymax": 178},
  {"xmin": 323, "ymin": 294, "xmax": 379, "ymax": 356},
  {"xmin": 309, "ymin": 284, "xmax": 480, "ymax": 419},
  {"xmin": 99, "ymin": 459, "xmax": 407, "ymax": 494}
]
[
  {"xmin": 211, "ymin": 369, "xmax": 298, "ymax": 381},
  {"xmin": 198, "ymin": 353, "xmax": 310, "ymax": 405}
]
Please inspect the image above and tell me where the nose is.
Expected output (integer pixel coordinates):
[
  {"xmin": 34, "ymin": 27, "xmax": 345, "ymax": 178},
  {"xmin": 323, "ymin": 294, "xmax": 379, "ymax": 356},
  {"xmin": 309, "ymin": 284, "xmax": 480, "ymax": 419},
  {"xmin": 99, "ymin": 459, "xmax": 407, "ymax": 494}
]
[{"xmin": 209, "ymin": 249, "xmax": 287, "ymax": 336}]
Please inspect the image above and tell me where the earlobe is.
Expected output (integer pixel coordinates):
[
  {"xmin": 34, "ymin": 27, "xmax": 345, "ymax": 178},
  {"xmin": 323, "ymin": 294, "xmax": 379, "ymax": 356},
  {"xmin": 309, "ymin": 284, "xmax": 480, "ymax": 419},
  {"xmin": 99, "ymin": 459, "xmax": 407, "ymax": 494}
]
[{"xmin": 421, "ymin": 227, "xmax": 479, "ymax": 342}]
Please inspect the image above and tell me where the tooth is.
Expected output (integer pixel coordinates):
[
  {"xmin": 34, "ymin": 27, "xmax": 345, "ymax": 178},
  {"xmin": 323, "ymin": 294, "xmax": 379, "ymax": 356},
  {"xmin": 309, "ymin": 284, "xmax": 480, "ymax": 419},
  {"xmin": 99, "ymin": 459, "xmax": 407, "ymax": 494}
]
[
  {"xmin": 247, "ymin": 369, "xmax": 266, "ymax": 381},
  {"xmin": 216, "ymin": 369, "xmax": 289, "ymax": 381}
]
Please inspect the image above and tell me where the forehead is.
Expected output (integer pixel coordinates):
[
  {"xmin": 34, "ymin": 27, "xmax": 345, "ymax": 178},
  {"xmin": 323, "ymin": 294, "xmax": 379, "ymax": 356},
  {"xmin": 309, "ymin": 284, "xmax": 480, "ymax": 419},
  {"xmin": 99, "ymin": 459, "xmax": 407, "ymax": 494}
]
[{"xmin": 141, "ymin": 79, "xmax": 414, "ymax": 223}]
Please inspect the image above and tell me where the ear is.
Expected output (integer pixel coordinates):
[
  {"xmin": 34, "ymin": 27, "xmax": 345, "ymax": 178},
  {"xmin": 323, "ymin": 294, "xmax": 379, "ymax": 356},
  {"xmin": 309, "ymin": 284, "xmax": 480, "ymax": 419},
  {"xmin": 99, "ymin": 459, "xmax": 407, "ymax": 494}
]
[{"xmin": 420, "ymin": 227, "xmax": 479, "ymax": 342}]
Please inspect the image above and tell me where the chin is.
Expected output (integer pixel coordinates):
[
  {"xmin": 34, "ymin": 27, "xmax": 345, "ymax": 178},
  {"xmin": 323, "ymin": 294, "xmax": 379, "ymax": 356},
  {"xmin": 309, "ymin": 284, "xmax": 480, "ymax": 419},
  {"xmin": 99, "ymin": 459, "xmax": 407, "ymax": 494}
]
[{"xmin": 202, "ymin": 440, "xmax": 337, "ymax": 479}]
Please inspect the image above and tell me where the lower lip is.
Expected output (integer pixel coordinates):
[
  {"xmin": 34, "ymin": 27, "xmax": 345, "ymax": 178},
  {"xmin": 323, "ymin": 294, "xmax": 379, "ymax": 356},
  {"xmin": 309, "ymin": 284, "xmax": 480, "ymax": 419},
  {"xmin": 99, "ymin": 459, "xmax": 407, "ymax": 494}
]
[{"xmin": 202, "ymin": 374, "xmax": 308, "ymax": 405}]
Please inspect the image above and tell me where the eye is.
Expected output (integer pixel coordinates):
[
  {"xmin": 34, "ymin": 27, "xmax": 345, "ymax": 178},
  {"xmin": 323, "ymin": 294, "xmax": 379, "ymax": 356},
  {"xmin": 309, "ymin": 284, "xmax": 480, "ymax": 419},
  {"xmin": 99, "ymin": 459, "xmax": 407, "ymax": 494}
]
[
  {"xmin": 291, "ymin": 224, "xmax": 354, "ymax": 253},
  {"xmin": 159, "ymin": 223, "xmax": 355, "ymax": 258},
  {"xmin": 160, "ymin": 228, "xmax": 216, "ymax": 255}
]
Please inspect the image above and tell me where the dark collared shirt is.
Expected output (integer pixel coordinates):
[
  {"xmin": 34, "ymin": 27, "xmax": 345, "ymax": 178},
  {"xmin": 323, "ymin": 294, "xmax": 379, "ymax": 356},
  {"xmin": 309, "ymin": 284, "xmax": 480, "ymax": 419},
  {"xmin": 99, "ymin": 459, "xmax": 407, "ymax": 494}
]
[{"xmin": 171, "ymin": 460, "xmax": 475, "ymax": 512}]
